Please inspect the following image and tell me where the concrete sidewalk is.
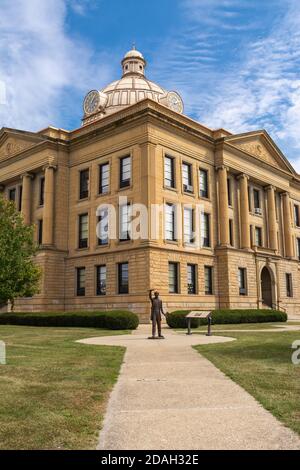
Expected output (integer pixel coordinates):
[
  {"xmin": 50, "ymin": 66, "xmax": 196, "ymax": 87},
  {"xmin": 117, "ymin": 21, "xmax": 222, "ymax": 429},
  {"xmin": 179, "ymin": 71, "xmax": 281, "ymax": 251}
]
[{"xmin": 78, "ymin": 325, "xmax": 300, "ymax": 450}]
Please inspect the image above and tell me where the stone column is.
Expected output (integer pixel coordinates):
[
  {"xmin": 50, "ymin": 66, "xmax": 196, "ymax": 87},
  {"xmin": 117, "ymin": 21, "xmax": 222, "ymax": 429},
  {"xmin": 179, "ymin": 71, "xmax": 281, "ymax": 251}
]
[
  {"xmin": 217, "ymin": 166, "xmax": 230, "ymax": 246},
  {"xmin": 42, "ymin": 164, "xmax": 56, "ymax": 246},
  {"xmin": 266, "ymin": 185, "xmax": 278, "ymax": 251},
  {"xmin": 21, "ymin": 173, "xmax": 33, "ymax": 225},
  {"xmin": 282, "ymin": 192, "xmax": 293, "ymax": 258},
  {"xmin": 238, "ymin": 174, "xmax": 251, "ymax": 249}
]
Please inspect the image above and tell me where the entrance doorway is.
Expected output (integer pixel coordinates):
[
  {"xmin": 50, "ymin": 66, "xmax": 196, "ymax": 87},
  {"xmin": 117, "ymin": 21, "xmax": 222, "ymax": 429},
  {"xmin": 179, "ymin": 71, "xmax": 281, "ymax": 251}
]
[{"xmin": 261, "ymin": 267, "xmax": 273, "ymax": 307}]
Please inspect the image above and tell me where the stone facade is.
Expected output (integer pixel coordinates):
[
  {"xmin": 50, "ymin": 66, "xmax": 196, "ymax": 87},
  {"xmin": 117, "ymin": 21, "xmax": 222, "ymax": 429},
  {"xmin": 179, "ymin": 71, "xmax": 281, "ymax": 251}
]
[{"xmin": 1, "ymin": 52, "xmax": 300, "ymax": 320}]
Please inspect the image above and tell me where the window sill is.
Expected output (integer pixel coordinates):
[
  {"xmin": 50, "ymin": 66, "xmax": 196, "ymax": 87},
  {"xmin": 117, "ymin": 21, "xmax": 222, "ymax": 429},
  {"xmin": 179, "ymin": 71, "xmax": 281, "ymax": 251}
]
[
  {"xmin": 164, "ymin": 239, "xmax": 179, "ymax": 245},
  {"xmin": 77, "ymin": 197, "xmax": 90, "ymax": 203},
  {"xmin": 117, "ymin": 239, "xmax": 134, "ymax": 246},
  {"xmin": 119, "ymin": 184, "xmax": 132, "ymax": 192},
  {"xmin": 163, "ymin": 186, "xmax": 178, "ymax": 192},
  {"xmin": 97, "ymin": 191, "xmax": 111, "ymax": 198},
  {"xmin": 95, "ymin": 243, "xmax": 110, "ymax": 249}
]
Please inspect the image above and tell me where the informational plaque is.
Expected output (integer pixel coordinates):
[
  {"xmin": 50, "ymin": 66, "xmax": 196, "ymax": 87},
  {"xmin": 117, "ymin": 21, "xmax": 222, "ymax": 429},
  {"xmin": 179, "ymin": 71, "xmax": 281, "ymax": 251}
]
[
  {"xmin": 186, "ymin": 311, "xmax": 211, "ymax": 319},
  {"xmin": 186, "ymin": 311, "xmax": 212, "ymax": 336}
]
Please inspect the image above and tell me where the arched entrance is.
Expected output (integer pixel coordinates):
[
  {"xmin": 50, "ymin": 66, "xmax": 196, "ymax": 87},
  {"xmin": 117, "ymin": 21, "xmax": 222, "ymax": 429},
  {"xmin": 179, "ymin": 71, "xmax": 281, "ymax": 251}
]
[{"xmin": 261, "ymin": 267, "xmax": 273, "ymax": 307}]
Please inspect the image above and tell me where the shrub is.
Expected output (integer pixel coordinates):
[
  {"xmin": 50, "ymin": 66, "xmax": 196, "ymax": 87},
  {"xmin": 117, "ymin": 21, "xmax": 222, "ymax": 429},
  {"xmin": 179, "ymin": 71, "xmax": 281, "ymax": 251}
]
[
  {"xmin": 166, "ymin": 310, "xmax": 199, "ymax": 329},
  {"xmin": 166, "ymin": 309, "xmax": 287, "ymax": 328},
  {"xmin": 0, "ymin": 310, "xmax": 139, "ymax": 330}
]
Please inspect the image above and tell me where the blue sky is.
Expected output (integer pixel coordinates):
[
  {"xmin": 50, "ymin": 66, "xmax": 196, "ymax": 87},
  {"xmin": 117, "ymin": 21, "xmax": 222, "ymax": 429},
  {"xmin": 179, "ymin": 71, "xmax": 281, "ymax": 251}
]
[{"xmin": 1, "ymin": 0, "xmax": 300, "ymax": 170}]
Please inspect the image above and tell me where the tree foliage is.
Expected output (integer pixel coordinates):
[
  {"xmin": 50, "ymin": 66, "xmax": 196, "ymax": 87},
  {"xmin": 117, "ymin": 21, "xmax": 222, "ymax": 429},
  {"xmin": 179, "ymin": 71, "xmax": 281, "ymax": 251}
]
[{"xmin": 0, "ymin": 196, "xmax": 41, "ymax": 309}]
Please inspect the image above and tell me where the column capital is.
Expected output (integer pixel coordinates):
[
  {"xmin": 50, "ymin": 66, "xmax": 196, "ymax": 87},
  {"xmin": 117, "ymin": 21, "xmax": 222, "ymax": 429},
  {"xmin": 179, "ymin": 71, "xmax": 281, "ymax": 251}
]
[
  {"xmin": 236, "ymin": 173, "xmax": 249, "ymax": 181},
  {"xmin": 21, "ymin": 172, "xmax": 34, "ymax": 180},
  {"xmin": 43, "ymin": 164, "xmax": 57, "ymax": 172},
  {"xmin": 216, "ymin": 165, "xmax": 229, "ymax": 172},
  {"xmin": 264, "ymin": 184, "xmax": 276, "ymax": 192},
  {"xmin": 280, "ymin": 191, "xmax": 290, "ymax": 198}
]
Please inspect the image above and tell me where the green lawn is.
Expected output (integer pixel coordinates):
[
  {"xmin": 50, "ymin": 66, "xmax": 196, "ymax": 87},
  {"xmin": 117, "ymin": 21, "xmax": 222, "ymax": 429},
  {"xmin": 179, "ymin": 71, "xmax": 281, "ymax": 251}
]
[
  {"xmin": 0, "ymin": 325, "xmax": 127, "ymax": 450},
  {"xmin": 194, "ymin": 331, "xmax": 300, "ymax": 436},
  {"xmin": 176, "ymin": 322, "xmax": 291, "ymax": 333},
  {"xmin": 197, "ymin": 322, "xmax": 286, "ymax": 331}
]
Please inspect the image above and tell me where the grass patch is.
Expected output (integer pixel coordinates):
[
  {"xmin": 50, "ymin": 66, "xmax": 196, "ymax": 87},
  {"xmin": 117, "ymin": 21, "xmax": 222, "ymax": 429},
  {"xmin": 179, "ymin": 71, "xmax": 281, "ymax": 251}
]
[
  {"xmin": 194, "ymin": 331, "xmax": 300, "ymax": 436},
  {"xmin": 0, "ymin": 325, "xmax": 127, "ymax": 450},
  {"xmin": 195, "ymin": 322, "xmax": 287, "ymax": 332}
]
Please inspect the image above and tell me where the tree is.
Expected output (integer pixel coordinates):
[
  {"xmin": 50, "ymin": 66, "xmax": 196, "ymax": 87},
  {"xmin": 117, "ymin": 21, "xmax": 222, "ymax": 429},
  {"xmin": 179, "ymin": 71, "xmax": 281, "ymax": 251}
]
[{"xmin": 0, "ymin": 196, "xmax": 41, "ymax": 310}]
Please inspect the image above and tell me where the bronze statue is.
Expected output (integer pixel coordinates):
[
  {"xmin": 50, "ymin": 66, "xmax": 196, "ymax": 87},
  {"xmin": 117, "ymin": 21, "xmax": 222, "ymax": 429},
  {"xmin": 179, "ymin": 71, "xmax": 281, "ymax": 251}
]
[{"xmin": 148, "ymin": 289, "xmax": 166, "ymax": 339}]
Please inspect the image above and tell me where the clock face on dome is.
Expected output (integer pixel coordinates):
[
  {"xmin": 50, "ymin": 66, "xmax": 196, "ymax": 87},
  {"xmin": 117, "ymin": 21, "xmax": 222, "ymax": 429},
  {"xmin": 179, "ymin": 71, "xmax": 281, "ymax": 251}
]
[
  {"xmin": 83, "ymin": 90, "xmax": 101, "ymax": 115},
  {"xmin": 167, "ymin": 92, "xmax": 184, "ymax": 113}
]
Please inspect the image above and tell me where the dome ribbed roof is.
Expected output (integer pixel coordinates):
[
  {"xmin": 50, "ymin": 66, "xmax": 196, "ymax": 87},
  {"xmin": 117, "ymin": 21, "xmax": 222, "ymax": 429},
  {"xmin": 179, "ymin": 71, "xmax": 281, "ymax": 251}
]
[{"xmin": 101, "ymin": 75, "xmax": 167, "ymax": 116}]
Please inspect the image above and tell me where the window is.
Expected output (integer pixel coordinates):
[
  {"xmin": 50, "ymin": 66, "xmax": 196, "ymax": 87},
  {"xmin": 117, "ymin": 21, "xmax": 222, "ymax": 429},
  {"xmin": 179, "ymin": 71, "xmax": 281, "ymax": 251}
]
[
  {"xmin": 169, "ymin": 262, "xmax": 179, "ymax": 293},
  {"xmin": 38, "ymin": 219, "xmax": 43, "ymax": 245},
  {"xmin": 255, "ymin": 227, "xmax": 262, "ymax": 247},
  {"xmin": 286, "ymin": 273, "xmax": 293, "ymax": 297},
  {"xmin": 119, "ymin": 203, "xmax": 131, "ymax": 241},
  {"xmin": 187, "ymin": 264, "xmax": 197, "ymax": 294},
  {"xmin": 118, "ymin": 262, "xmax": 129, "ymax": 294},
  {"xmin": 120, "ymin": 156, "xmax": 131, "ymax": 188},
  {"xmin": 227, "ymin": 178, "xmax": 232, "ymax": 206},
  {"xmin": 297, "ymin": 238, "xmax": 300, "ymax": 260},
  {"xmin": 204, "ymin": 266, "xmax": 213, "ymax": 295},
  {"xmin": 238, "ymin": 268, "xmax": 247, "ymax": 295},
  {"xmin": 253, "ymin": 189, "xmax": 261, "ymax": 209},
  {"xmin": 39, "ymin": 177, "xmax": 45, "ymax": 206},
  {"xmin": 76, "ymin": 267, "xmax": 86, "ymax": 296},
  {"xmin": 184, "ymin": 208, "xmax": 194, "ymax": 244},
  {"xmin": 199, "ymin": 169, "xmax": 208, "ymax": 198},
  {"xmin": 182, "ymin": 162, "xmax": 193, "ymax": 193},
  {"xmin": 201, "ymin": 212, "xmax": 210, "ymax": 247},
  {"xmin": 18, "ymin": 185, "xmax": 23, "ymax": 211},
  {"xmin": 96, "ymin": 265, "xmax": 106, "ymax": 296},
  {"xmin": 9, "ymin": 188, "xmax": 16, "ymax": 202},
  {"xmin": 248, "ymin": 186, "xmax": 251, "ymax": 211},
  {"xmin": 78, "ymin": 213, "xmax": 88, "ymax": 249},
  {"xmin": 99, "ymin": 162, "xmax": 110, "ymax": 194},
  {"xmin": 250, "ymin": 225, "xmax": 253, "ymax": 246},
  {"xmin": 229, "ymin": 219, "xmax": 234, "ymax": 246},
  {"xmin": 97, "ymin": 208, "xmax": 109, "ymax": 246},
  {"xmin": 294, "ymin": 205, "xmax": 300, "ymax": 227},
  {"xmin": 79, "ymin": 169, "xmax": 89, "ymax": 199},
  {"xmin": 165, "ymin": 203, "xmax": 176, "ymax": 241},
  {"xmin": 164, "ymin": 156, "xmax": 175, "ymax": 188}
]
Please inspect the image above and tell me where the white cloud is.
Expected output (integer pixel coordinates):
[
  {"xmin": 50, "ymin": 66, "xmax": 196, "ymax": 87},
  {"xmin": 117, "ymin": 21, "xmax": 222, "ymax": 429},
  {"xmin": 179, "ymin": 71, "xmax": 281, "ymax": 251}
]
[
  {"xmin": 0, "ymin": 0, "xmax": 112, "ymax": 131},
  {"xmin": 152, "ymin": 0, "xmax": 300, "ymax": 168}
]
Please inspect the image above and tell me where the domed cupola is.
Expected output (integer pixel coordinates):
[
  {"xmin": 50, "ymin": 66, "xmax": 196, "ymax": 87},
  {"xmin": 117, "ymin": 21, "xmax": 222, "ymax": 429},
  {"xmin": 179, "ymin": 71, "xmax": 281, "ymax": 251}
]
[
  {"xmin": 121, "ymin": 47, "xmax": 146, "ymax": 77},
  {"xmin": 82, "ymin": 47, "xmax": 184, "ymax": 125}
]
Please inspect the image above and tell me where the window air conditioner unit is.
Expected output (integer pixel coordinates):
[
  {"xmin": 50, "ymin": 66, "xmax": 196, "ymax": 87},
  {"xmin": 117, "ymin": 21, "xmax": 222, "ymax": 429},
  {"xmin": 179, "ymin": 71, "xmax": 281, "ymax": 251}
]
[
  {"xmin": 254, "ymin": 208, "xmax": 262, "ymax": 215},
  {"xmin": 184, "ymin": 184, "xmax": 193, "ymax": 193},
  {"xmin": 239, "ymin": 288, "xmax": 247, "ymax": 295}
]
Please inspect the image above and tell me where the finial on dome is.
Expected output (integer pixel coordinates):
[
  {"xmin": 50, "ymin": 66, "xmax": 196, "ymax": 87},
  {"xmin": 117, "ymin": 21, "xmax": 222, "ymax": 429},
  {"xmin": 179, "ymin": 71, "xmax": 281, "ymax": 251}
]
[{"xmin": 132, "ymin": 41, "xmax": 136, "ymax": 50}]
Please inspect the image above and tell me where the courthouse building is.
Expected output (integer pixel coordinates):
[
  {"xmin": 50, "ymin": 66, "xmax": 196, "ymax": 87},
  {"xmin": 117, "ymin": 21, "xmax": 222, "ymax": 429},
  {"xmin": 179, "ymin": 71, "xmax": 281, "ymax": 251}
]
[{"xmin": 0, "ymin": 48, "xmax": 300, "ymax": 319}]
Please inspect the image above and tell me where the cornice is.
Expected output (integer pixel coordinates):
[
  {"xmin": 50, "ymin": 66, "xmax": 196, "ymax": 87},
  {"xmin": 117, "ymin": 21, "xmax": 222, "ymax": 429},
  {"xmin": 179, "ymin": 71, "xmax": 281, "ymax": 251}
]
[{"xmin": 69, "ymin": 100, "xmax": 215, "ymax": 151}]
